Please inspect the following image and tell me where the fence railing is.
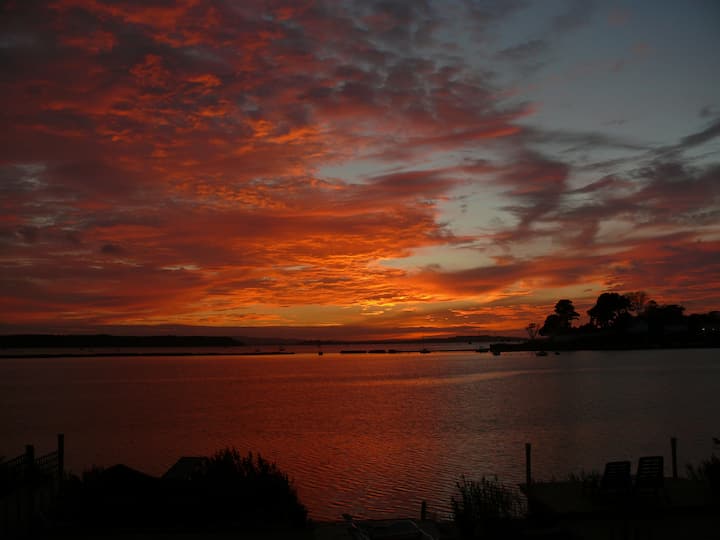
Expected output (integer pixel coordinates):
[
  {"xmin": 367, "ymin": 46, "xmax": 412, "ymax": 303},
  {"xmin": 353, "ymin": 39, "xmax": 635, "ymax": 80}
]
[
  {"xmin": 35, "ymin": 451, "xmax": 59, "ymax": 476},
  {"xmin": 1, "ymin": 436, "xmax": 64, "ymax": 497},
  {"xmin": 1, "ymin": 453, "xmax": 31, "ymax": 495},
  {"xmin": 2, "ymin": 453, "xmax": 28, "ymax": 470},
  {"xmin": 1, "ymin": 436, "xmax": 65, "ymax": 537}
]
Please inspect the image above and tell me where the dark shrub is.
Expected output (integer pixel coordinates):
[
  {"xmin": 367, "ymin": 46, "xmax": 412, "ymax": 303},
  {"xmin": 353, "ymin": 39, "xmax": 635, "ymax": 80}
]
[
  {"xmin": 56, "ymin": 450, "xmax": 308, "ymax": 531},
  {"xmin": 192, "ymin": 448, "xmax": 308, "ymax": 529}
]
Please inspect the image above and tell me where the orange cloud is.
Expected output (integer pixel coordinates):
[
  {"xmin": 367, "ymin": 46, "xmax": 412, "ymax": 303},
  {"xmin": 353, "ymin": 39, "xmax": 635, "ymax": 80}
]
[{"xmin": 1, "ymin": 1, "xmax": 718, "ymax": 338}]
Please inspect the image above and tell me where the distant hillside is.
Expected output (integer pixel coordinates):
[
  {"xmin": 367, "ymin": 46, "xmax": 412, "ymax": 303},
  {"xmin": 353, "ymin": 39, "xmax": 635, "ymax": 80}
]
[{"xmin": 0, "ymin": 334, "xmax": 244, "ymax": 349}]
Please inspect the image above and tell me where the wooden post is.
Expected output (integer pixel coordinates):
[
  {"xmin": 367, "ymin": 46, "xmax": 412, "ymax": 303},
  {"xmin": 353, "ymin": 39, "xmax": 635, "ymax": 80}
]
[
  {"xmin": 57, "ymin": 433, "xmax": 65, "ymax": 488},
  {"xmin": 525, "ymin": 443, "xmax": 533, "ymax": 517},
  {"xmin": 24, "ymin": 445, "xmax": 35, "ymax": 475},
  {"xmin": 25, "ymin": 445, "xmax": 35, "ymax": 534},
  {"xmin": 525, "ymin": 443, "xmax": 532, "ymax": 486},
  {"xmin": 671, "ymin": 437, "xmax": 678, "ymax": 480}
]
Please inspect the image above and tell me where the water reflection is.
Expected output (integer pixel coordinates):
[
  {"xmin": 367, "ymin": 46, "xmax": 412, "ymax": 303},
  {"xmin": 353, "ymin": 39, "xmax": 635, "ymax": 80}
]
[{"xmin": 1, "ymin": 349, "xmax": 718, "ymax": 519}]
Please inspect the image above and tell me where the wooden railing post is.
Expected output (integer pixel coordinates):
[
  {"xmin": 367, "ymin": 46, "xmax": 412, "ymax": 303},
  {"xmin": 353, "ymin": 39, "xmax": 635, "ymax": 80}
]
[
  {"xmin": 57, "ymin": 433, "xmax": 65, "ymax": 487},
  {"xmin": 25, "ymin": 445, "xmax": 35, "ymax": 534},
  {"xmin": 671, "ymin": 437, "xmax": 678, "ymax": 480},
  {"xmin": 525, "ymin": 442, "xmax": 533, "ymax": 517},
  {"xmin": 24, "ymin": 445, "xmax": 35, "ymax": 477},
  {"xmin": 525, "ymin": 443, "xmax": 532, "ymax": 486}
]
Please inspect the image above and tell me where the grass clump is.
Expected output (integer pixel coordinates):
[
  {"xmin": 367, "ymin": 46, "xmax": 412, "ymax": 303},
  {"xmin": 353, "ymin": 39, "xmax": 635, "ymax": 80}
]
[
  {"xmin": 451, "ymin": 476, "xmax": 524, "ymax": 538},
  {"xmin": 686, "ymin": 454, "xmax": 720, "ymax": 495}
]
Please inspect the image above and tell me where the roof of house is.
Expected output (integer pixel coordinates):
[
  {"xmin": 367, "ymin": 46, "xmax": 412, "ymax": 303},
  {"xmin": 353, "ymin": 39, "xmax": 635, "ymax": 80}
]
[
  {"xmin": 162, "ymin": 456, "xmax": 208, "ymax": 482},
  {"xmin": 97, "ymin": 463, "xmax": 158, "ymax": 492}
]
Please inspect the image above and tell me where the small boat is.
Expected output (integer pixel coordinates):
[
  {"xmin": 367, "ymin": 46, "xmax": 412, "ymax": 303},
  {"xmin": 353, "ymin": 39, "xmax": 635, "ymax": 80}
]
[
  {"xmin": 475, "ymin": 347, "xmax": 490, "ymax": 353},
  {"xmin": 420, "ymin": 348, "xmax": 430, "ymax": 354},
  {"xmin": 535, "ymin": 350, "xmax": 548, "ymax": 356}
]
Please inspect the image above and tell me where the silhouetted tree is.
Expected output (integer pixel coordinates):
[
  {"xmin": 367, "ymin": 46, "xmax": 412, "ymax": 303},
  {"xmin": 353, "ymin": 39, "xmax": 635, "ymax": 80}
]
[
  {"xmin": 642, "ymin": 299, "xmax": 658, "ymax": 315},
  {"xmin": 539, "ymin": 314, "xmax": 561, "ymax": 337},
  {"xmin": 688, "ymin": 310, "xmax": 720, "ymax": 338},
  {"xmin": 554, "ymin": 299, "xmax": 579, "ymax": 330},
  {"xmin": 645, "ymin": 303, "xmax": 687, "ymax": 339},
  {"xmin": 525, "ymin": 323, "xmax": 539, "ymax": 340},
  {"xmin": 577, "ymin": 322, "xmax": 596, "ymax": 333},
  {"xmin": 625, "ymin": 291, "xmax": 649, "ymax": 314},
  {"xmin": 658, "ymin": 304, "xmax": 685, "ymax": 322},
  {"xmin": 587, "ymin": 292, "xmax": 630, "ymax": 329},
  {"xmin": 613, "ymin": 311, "xmax": 635, "ymax": 333}
]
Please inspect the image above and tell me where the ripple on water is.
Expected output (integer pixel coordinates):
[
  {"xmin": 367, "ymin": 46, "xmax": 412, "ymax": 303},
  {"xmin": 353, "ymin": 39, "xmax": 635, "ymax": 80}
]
[{"xmin": 2, "ymin": 350, "xmax": 718, "ymax": 520}]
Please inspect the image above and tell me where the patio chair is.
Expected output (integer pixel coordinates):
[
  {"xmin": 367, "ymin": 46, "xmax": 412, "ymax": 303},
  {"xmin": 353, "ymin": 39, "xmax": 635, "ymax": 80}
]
[
  {"xmin": 600, "ymin": 460, "xmax": 632, "ymax": 494},
  {"xmin": 635, "ymin": 456, "xmax": 664, "ymax": 493}
]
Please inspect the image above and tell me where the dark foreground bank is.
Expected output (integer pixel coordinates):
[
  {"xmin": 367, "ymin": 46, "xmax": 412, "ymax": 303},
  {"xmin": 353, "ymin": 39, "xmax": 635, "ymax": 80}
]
[{"xmin": 3, "ymin": 436, "xmax": 719, "ymax": 539}]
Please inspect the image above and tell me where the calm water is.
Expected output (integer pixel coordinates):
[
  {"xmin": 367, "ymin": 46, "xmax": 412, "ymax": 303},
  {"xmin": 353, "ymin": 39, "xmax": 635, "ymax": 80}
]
[{"xmin": 1, "ymin": 348, "xmax": 718, "ymax": 520}]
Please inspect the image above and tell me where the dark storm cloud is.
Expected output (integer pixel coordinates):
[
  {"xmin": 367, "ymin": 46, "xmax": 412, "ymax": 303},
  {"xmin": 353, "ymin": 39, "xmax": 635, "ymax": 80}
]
[
  {"xmin": 678, "ymin": 118, "xmax": 720, "ymax": 149},
  {"xmin": 496, "ymin": 39, "xmax": 549, "ymax": 62}
]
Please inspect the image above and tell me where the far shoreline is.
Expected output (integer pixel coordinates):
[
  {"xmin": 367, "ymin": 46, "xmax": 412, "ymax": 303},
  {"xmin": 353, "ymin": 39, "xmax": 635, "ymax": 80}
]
[
  {"xmin": 490, "ymin": 338, "xmax": 720, "ymax": 353},
  {"xmin": 0, "ymin": 350, "xmax": 296, "ymax": 359},
  {"xmin": 3, "ymin": 342, "xmax": 720, "ymax": 359}
]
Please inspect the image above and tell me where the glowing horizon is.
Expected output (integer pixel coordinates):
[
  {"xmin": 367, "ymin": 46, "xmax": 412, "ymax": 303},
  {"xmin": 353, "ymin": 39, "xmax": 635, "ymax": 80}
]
[{"xmin": 1, "ymin": 1, "xmax": 719, "ymax": 340}]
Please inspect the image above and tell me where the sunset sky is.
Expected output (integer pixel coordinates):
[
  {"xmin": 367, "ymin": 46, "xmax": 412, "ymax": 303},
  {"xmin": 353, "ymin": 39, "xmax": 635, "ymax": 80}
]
[{"xmin": 1, "ymin": 0, "xmax": 719, "ymax": 339}]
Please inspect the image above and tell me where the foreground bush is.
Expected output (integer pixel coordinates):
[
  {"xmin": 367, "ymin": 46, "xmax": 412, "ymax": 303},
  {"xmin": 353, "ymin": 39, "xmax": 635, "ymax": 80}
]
[
  {"xmin": 57, "ymin": 448, "xmax": 307, "ymax": 531},
  {"xmin": 193, "ymin": 448, "xmax": 308, "ymax": 529}
]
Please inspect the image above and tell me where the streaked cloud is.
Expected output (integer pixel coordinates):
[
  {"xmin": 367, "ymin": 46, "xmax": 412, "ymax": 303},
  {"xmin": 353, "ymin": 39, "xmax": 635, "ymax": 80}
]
[{"xmin": 1, "ymin": 0, "xmax": 718, "ymax": 337}]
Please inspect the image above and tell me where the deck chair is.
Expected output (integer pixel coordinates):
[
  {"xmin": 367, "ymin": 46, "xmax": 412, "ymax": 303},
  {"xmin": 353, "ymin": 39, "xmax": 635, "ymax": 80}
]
[
  {"xmin": 600, "ymin": 460, "xmax": 632, "ymax": 495},
  {"xmin": 635, "ymin": 456, "xmax": 664, "ymax": 497}
]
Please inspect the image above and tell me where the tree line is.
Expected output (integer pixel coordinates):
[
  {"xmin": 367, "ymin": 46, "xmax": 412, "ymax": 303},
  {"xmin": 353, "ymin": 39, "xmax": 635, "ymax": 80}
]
[{"xmin": 526, "ymin": 292, "xmax": 720, "ymax": 343}]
